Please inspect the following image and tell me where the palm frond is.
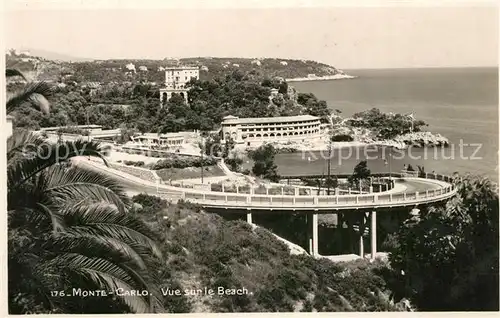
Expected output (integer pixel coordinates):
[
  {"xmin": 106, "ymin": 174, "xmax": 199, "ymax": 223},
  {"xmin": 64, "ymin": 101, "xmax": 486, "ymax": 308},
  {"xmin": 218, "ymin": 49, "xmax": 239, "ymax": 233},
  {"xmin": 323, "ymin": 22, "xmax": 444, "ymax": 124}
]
[
  {"xmin": 45, "ymin": 232, "xmax": 147, "ymax": 271},
  {"xmin": 69, "ymin": 223, "xmax": 163, "ymax": 260},
  {"xmin": 8, "ymin": 139, "xmax": 106, "ymax": 190},
  {"xmin": 6, "ymin": 69, "xmax": 27, "ymax": 80},
  {"xmin": 7, "ymin": 129, "xmax": 47, "ymax": 164},
  {"xmin": 7, "ymin": 81, "xmax": 52, "ymax": 115},
  {"xmin": 44, "ymin": 165, "xmax": 128, "ymax": 209},
  {"xmin": 45, "ymin": 253, "xmax": 152, "ymax": 313},
  {"xmin": 61, "ymin": 202, "xmax": 161, "ymax": 251}
]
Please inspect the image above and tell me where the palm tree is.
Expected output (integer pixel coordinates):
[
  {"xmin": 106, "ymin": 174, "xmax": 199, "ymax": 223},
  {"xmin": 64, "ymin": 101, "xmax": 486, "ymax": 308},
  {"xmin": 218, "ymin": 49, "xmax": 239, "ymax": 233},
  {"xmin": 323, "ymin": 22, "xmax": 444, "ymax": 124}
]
[
  {"xmin": 7, "ymin": 70, "xmax": 164, "ymax": 313},
  {"xmin": 6, "ymin": 69, "xmax": 52, "ymax": 116}
]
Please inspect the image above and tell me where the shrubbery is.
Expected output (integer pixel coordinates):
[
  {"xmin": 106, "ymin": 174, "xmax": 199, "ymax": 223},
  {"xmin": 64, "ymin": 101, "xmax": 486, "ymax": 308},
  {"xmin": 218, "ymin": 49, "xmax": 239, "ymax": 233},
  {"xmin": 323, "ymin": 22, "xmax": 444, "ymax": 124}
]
[
  {"xmin": 130, "ymin": 193, "xmax": 402, "ymax": 312},
  {"xmin": 331, "ymin": 134, "xmax": 354, "ymax": 142},
  {"xmin": 348, "ymin": 108, "xmax": 427, "ymax": 140},
  {"xmin": 149, "ymin": 156, "xmax": 217, "ymax": 170},
  {"xmin": 123, "ymin": 160, "xmax": 145, "ymax": 167},
  {"xmin": 56, "ymin": 126, "xmax": 90, "ymax": 135}
]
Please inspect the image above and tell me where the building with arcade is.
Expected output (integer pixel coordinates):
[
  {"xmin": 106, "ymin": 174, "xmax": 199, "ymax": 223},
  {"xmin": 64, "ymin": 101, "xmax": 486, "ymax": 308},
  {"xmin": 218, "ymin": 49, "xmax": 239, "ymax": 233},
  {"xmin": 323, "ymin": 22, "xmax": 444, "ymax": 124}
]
[
  {"xmin": 220, "ymin": 114, "xmax": 323, "ymax": 147},
  {"xmin": 159, "ymin": 66, "xmax": 200, "ymax": 105}
]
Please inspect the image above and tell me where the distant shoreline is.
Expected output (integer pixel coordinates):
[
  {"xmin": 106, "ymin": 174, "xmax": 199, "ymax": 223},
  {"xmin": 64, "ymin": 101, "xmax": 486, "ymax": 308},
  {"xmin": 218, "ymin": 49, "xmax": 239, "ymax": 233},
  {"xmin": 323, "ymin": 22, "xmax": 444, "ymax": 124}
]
[{"xmin": 286, "ymin": 74, "xmax": 358, "ymax": 82}]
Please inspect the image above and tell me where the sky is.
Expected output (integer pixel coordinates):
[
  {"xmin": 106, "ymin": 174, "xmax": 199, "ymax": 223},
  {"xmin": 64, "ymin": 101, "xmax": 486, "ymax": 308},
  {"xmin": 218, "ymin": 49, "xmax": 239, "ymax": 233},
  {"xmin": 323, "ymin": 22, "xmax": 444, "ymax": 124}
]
[{"xmin": 4, "ymin": 2, "xmax": 499, "ymax": 69}]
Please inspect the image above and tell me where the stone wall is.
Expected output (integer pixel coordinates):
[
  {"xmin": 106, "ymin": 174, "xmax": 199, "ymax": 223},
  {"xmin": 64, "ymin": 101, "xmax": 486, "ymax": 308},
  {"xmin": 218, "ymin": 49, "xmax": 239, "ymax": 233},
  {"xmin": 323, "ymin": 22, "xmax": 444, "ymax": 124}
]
[{"xmin": 109, "ymin": 163, "xmax": 159, "ymax": 183}]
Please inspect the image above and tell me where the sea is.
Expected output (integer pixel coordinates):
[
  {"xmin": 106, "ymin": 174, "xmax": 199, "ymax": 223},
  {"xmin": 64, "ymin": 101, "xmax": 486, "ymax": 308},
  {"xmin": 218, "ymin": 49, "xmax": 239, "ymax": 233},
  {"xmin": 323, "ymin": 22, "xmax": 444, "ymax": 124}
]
[{"xmin": 276, "ymin": 67, "xmax": 499, "ymax": 182}]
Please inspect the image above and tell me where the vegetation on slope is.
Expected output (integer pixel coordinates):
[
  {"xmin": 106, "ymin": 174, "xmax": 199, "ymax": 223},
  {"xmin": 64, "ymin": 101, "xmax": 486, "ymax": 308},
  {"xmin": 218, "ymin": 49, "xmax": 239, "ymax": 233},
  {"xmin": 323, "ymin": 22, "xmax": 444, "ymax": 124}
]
[
  {"xmin": 8, "ymin": 69, "xmax": 331, "ymax": 132},
  {"xmin": 6, "ymin": 52, "xmax": 345, "ymax": 83},
  {"xmin": 386, "ymin": 175, "xmax": 499, "ymax": 311},
  {"xmin": 131, "ymin": 195, "xmax": 404, "ymax": 313}
]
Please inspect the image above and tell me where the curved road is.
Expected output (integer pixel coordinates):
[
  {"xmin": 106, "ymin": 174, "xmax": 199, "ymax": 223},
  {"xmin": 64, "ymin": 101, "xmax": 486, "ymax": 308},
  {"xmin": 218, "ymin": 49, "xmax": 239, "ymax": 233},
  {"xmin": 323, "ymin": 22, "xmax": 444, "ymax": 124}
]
[{"xmin": 74, "ymin": 158, "xmax": 457, "ymax": 212}]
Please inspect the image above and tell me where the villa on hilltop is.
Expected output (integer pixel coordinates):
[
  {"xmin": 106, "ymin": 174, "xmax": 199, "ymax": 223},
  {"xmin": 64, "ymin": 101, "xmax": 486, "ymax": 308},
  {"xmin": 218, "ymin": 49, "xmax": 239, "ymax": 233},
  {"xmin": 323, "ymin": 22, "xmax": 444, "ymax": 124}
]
[
  {"xmin": 221, "ymin": 114, "xmax": 323, "ymax": 147},
  {"xmin": 159, "ymin": 65, "xmax": 200, "ymax": 105}
]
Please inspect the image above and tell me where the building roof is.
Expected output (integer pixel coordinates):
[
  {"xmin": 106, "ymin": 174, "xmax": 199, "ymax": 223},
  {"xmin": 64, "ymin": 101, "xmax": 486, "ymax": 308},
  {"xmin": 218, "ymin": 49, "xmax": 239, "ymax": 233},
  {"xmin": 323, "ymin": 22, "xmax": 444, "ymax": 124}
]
[
  {"xmin": 40, "ymin": 124, "xmax": 102, "ymax": 131},
  {"xmin": 163, "ymin": 66, "xmax": 199, "ymax": 70},
  {"xmin": 141, "ymin": 131, "xmax": 194, "ymax": 139},
  {"xmin": 222, "ymin": 115, "xmax": 321, "ymax": 125}
]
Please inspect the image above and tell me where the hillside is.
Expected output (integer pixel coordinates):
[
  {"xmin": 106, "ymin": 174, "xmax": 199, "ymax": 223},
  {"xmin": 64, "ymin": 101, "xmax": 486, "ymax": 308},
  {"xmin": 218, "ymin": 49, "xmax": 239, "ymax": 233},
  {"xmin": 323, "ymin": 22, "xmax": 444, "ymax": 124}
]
[
  {"xmin": 132, "ymin": 194, "xmax": 408, "ymax": 313},
  {"xmin": 5, "ymin": 52, "xmax": 348, "ymax": 83}
]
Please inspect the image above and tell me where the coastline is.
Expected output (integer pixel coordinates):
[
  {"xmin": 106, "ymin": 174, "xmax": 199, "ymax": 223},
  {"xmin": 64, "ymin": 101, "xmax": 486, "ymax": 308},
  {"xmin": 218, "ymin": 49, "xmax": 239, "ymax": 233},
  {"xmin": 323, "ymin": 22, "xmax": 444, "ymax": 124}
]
[
  {"xmin": 270, "ymin": 131, "xmax": 450, "ymax": 154},
  {"xmin": 274, "ymin": 140, "xmax": 405, "ymax": 153},
  {"xmin": 286, "ymin": 74, "xmax": 357, "ymax": 82}
]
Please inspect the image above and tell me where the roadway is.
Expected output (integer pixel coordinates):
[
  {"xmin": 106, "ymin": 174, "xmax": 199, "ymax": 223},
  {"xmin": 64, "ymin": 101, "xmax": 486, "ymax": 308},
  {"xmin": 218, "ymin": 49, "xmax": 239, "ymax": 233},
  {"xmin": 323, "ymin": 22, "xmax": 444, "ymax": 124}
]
[{"xmin": 73, "ymin": 157, "xmax": 457, "ymax": 212}]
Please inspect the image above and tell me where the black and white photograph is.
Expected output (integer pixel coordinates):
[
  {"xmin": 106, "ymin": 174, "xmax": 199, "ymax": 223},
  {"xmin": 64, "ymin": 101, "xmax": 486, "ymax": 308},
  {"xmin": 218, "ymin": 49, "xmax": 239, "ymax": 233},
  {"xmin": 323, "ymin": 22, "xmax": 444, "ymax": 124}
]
[{"xmin": 2, "ymin": 0, "xmax": 499, "ymax": 314}]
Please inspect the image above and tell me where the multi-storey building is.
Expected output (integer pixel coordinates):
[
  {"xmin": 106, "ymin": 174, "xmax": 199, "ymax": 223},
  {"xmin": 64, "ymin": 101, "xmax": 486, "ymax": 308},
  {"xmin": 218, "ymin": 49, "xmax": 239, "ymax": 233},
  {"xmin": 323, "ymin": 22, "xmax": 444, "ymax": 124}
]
[
  {"xmin": 221, "ymin": 114, "xmax": 323, "ymax": 147},
  {"xmin": 159, "ymin": 66, "xmax": 200, "ymax": 105}
]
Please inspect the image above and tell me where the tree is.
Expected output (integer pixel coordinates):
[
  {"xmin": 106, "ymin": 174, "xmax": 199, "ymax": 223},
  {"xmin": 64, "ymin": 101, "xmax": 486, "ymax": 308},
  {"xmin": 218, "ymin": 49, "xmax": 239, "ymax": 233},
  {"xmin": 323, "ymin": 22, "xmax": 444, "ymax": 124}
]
[
  {"xmin": 249, "ymin": 144, "xmax": 280, "ymax": 182},
  {"xmin": 223, "ymin": 136, "xmax": 235, "ymax": 159},
  {"xmin": 278, "ymin": 82, "xmax": 288, "ymax": 95},
  {"xmin": 204, "ymin": 133, "xmax": 223, "ymax": 157},
  {"xmin": 348, "ymin": 161, "xmax": 371, "ymax": 188},
  {"xmin": 6, "ymin": 69, "xmax": 52, "ymax": 116},
  {"xmin": 7, "ymin": 70, "xmax": 164, "ymax": 314},
  {"xmin": 388, "ymin": 176, "xmax": 499, "ymax": 311},
  {"xmin": 324, "ymin": 176, "xmax": 339, "ymax": 190}
]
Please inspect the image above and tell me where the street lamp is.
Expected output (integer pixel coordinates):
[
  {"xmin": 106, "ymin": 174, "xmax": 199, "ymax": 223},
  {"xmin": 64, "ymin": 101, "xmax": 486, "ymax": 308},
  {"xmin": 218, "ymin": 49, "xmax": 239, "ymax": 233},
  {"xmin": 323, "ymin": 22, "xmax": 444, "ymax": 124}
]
[
  {"xmin": 86, "ymin": 107, "xmax": 91, "ymax": 160},
  {"xmin": 384, "ymin": 146, "xmax": 393, "ymax": 187},
  {"xmin": 200, "ymin": 135, "xmax": 205, "ymax": 184},
  {"xmin": 326, "ymin": 142, "xmax": 333, "ymax": 195}
]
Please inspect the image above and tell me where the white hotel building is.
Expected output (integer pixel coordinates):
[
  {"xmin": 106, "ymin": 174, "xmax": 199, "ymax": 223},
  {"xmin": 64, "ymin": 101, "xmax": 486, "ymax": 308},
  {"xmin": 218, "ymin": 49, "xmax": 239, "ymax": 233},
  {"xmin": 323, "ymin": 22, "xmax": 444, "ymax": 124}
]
[
  {"xmin": 221, "ymin": 115, "xmax": 323, "ymax": 147},
  {"xmin": 159, "ymin": 66, "xmax": 200, "ymax": 105}
]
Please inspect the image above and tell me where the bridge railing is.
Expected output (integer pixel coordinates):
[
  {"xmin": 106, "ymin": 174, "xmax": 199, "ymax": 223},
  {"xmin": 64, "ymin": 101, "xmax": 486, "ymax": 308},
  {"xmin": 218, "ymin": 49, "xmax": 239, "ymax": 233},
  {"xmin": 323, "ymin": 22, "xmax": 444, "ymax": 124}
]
[
  {"xmin": 182, "ymin": 172, "xmax": 458, "ymax": 207},
  {"xmin": 81, "ymin": 157, "xmax": 458, "ymax": 207}
]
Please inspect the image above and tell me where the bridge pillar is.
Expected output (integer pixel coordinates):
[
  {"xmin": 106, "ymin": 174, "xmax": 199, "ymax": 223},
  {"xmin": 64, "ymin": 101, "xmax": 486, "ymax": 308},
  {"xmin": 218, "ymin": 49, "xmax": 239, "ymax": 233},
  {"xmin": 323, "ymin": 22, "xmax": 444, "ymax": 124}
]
[
  {"xmin": 307, "ymin": 212, "xmax": 319, "ymax": 256},
  {"xmin": 370, "ymin": 211, "xmax": 377, "ymax": 260},
  {"xmin": 369, "ymin": 186, "xmax": 373, "ymax": 193},
  {"xmin": 359, "ymin": 231, "xmax": 364, "ymax": 259},
  {"xmin": 246, "ymin": 210, "xmax": 253, "ymax": 224},
  {"xmin": 222, "ymin": 184, "xmax": 225, "ymax": 193},
  {"xmin": 295, "ymin": 187, "xmax": 299, "ymax": 196},
  {"xmin": 359, "ymin": 212, "xmax": 368, "ymax": 258},
  {"xmin": 250, "ymin": 187, "xmax": 254, "ymax": 195},
  {"xmin": 281, "ymin": 187, "xmax": 284, "ymax": 196},
  {"xmin": 236, "ymin": 186, "xmax": 239, "ymax": 194}
]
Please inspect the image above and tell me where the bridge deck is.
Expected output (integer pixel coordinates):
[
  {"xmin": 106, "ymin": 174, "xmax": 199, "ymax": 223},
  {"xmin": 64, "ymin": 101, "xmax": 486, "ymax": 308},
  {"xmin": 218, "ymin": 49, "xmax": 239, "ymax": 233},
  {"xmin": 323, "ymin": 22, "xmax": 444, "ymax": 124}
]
[{"xmin": 74, "ymin": 158, "xmax": 458, "ymax": 212}]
